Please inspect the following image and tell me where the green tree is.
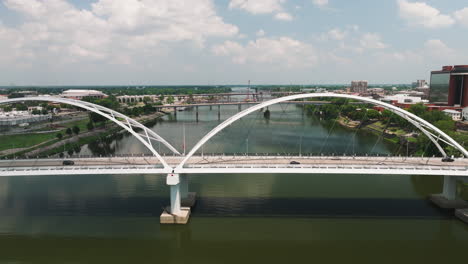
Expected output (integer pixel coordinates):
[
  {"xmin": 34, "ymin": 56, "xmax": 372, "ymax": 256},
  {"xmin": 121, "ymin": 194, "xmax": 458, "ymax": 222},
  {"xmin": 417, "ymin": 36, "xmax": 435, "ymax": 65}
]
[
  {"xmin": 72, "ymin": 125, "xmax": 80, "ymax": 135},
  {"xmin": 66, "ymin": 128, "xmax": 72, "ymax": 136},
  {"xmin": 366, "ymin": 109, "xmax": 380, "ymax": 120},
  {"xmin": 434, "ymin": 120, "xmax": 455, "ymax": 132},
  {"xmin": 15, "ymin": 104, "xmax": 28, "ymax": 111},
  {"xmin": 87, "ymin": 122, "xmax": 95, "ymax": 131},
  {"xmin": 143, "ymin": 96, "xmax": 152, "ymax": 104},
  {"xmin": 7, "ymin": 93, "xmax": 25, "ymax": 99},
  {"xmin": 56, "ymin": 133, "xmax": 63, "ymax": 140},
  {"xmin": 408, "ymin": 103, "xmax": 427, "ymax": 116},
  {"xmin": 89, "ymin": 112, "xmax": 107, "ymax": 124},
  {"xmin": 187, "ymin": 94, "xmax": 194, "ymax": 104},
  {"xmin": 167, "ymin": 95, "xmax": 175, "ymax": 104}
]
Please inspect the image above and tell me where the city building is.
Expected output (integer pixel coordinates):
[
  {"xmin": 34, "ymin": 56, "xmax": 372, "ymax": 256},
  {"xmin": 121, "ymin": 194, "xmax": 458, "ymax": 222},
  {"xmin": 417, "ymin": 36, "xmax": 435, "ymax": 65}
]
[
  {"xmin": 430, "ymin": 65, "xmax": 468, "ymax": 107},
  {"xmin": 350, "ymin": 80, "xmax": 368, "ymax": 94},
  {"xmin": 0, "ymin": 111, "xmax": 51, "ymax": 127},
  {"xmin": 381, "ymin": 94, "xmax": 427, "ymax": 106},
  {"xmin": 442, "ymin": 109, "xmax": 461, "ymax": 121},
  {"xmin": 412, "ymin": 80, "xmax": 427, "ymax": 88},
  {"xmin": 61, "ymin": 90, "xmax": 107, "ymax": 100},
  {"xmin": 462, "ymin": 107, "xmax": 468, "ymax": 121}
]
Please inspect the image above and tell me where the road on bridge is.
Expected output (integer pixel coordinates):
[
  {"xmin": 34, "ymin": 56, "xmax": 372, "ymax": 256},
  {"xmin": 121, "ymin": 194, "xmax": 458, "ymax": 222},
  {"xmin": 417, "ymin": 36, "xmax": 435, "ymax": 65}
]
[{"xmin": 1, "ymin": 155, "xmax": 468, "ymax": 168}]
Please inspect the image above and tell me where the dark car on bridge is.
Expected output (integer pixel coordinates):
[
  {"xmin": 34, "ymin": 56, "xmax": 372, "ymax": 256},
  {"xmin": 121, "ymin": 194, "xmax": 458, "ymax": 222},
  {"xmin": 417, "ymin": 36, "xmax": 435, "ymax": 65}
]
[
  {"xmin": 442, "ymin": 157, "xmax": 454, "ymax": 162},
  {"xmin": 290, "ymin": 161, "xmax": 300, "ymax": 165},
  {"xmin": 62, "ymin": 160, "xmax": 75, "ymax": 166}
]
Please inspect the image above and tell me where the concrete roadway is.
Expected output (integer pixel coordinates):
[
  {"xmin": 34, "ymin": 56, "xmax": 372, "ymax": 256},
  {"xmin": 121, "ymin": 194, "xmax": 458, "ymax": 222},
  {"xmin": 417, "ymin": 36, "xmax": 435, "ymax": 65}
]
[{"xmin": 1, "ymin": 155, "xmax": 468, "ymax": 168}]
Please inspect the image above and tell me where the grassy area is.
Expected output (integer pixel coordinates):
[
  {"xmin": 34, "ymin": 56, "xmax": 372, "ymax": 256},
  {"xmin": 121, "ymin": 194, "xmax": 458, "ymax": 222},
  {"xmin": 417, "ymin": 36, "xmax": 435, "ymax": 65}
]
[
  {"xmin": 369, "ymin": 121, "xmax": 386, "ymax": 129},
  {"xmin": 384, "ymin": 137, "xmax": 400, "ymax": 144},
  {"xmin": 0, "ymin": 118, "xmax": 91, "ymax": 152},
  {"xmin": 61, "ymin": 118, "xmax": 90, "ymax": 132},
  {"xmin": 37, "ymin": 128, "xmax": 119, "ymax": 157},
  {"xmin": 388, "ymin": 127, "xmax": 407, "ymax": 136},
  {"xmin": 0, "ymin": 133, "xmax": 57, "ymax": 151}
]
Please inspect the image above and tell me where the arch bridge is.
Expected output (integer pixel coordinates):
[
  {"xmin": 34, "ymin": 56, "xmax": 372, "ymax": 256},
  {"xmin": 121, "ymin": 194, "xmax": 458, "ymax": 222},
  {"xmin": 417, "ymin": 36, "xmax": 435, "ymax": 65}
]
[{"xmin": 1, "ymin": 94, "xmax": 467, "ymax": 224}]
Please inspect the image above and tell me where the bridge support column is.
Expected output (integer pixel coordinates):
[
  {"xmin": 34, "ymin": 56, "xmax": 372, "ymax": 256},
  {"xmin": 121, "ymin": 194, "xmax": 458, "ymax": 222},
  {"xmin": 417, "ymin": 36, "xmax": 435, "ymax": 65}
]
[
  {"xmin": 180, "ymin": 174, "xmax": 196, "ymax": 208},
  {"xmin": 429, "ymin": 176, "xmax": 467, "ymax": 209},
  {"xmin": 238, "ymin": 104, "xmax": 241, "ymax": 111},
  {"xmin": 218, "ymin": 105, "xmax": 221, "ymax": 121},
  {"xmin": 455, "ymin": 177, "xmax": 468, "ymax": 224},
  {"xmin": 173, "ymin": 107, "xmax": 177, "ymax": 118},
  {"xmin": 161, "ymin": 174, "xmax": 191, "ymax": 224},
  {"xmin": 196, "ymin": 106, "xmax": 199, "ymax": 122}
]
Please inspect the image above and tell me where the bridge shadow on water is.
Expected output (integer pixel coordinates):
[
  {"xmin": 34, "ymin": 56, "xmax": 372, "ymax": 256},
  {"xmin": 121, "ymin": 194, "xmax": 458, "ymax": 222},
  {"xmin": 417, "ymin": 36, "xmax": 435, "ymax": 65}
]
[
  {"xmin": 192, "ymin": 197, "xmax": 454, "ymax": 220},
  {"xmin": 1, "ymin": 196, "xmax": 454, "ymax": 220}
]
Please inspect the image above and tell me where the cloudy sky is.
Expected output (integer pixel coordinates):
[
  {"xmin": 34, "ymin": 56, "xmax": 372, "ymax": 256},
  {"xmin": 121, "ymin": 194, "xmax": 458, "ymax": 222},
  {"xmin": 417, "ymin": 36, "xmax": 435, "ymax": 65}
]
[{"xmin": 1, "ymin": 0, "xmax": 468, "ymax": 85}]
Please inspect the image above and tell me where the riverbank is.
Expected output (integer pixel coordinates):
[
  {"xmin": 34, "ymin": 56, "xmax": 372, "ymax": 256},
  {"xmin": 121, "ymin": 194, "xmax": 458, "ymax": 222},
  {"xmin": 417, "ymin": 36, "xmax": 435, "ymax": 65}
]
[
  {"xmin": 0, "ymin": 111, "xmax": 167, "ymax": 158},
  {"xmin": 336, "ymin": 116, "xmax": 415, "ymax": 146}
]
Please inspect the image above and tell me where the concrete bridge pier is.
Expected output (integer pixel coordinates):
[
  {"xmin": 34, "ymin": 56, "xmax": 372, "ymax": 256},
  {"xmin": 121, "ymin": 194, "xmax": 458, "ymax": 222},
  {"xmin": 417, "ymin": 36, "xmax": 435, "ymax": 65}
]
[
  {"xmin": 196, "ymin": 106, "xmax": 199, "ymax": 122},
  {"xmin": 173, "ymin": 107, "xmax": 177, "ymax": 118},
  {"xmin": 455, "ymin": 177, "xmax": 468, "ymax": 224},
  {"xmin": 217, "ymin": 105, "xmax": 221, "ymax": 120},
  {"xmin": 429, "ymin": 176, "xmax": 467, "ymax": 210},
  {"xmin": 180, "ymin": 174, "xmax": 196, "ymax": 208},
  {"xmin": 160, "ymin": 174, "xmax": 191, "ymax": 224},
  {"xmin": 238, "ymin": 104, "xmax": 241, "ymax": 111}
]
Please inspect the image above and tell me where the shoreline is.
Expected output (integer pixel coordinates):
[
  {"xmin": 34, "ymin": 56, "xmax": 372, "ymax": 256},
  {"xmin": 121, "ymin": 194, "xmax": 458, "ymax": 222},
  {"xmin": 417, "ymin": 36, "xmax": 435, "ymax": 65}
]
[{"xmin": 1, "ymin": 110, "xmax": 168, "ymax": 158}]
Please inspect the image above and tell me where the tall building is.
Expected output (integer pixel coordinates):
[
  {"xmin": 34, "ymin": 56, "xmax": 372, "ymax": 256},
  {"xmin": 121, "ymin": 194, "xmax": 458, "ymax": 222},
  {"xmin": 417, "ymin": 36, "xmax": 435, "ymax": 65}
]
[
  {"xmin": 350, "ymin": 80, "xmax": 368, "ymax": 94},
  {"xmin": 430, "ymin": 65, "xmax": 468, "ymax": 107},
  {"xmin": 413, "ymin": 80, "xmax": 427, "ymax": 88}
]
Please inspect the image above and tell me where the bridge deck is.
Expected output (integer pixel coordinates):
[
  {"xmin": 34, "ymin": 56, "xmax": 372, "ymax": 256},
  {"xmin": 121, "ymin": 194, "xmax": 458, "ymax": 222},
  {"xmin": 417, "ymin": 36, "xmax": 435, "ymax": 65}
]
[{"xmin": 1, "ymin": 156, "xmax": 468, "ymax": 176}]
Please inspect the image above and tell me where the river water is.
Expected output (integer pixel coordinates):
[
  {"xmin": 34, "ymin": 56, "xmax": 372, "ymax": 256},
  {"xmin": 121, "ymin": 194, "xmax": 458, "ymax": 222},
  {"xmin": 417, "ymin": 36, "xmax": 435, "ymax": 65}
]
[{"xmin": 0, "ymin": 100, "xmax": 467, "ymax": 263}]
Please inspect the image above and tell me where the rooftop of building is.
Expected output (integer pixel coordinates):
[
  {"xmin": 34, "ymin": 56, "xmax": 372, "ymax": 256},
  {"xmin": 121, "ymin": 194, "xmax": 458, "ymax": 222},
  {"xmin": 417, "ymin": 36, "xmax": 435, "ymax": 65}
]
[
  {"xmin": 442, "ymin": 109, "xmax": 461, "ymax": 114},
  {"xmin": 62, "ymin": 89, "xmax": 105, "ymax": 94},
  {"xmin": 432, "ymin": 65, "xmax": 468, "ymax": 74}
]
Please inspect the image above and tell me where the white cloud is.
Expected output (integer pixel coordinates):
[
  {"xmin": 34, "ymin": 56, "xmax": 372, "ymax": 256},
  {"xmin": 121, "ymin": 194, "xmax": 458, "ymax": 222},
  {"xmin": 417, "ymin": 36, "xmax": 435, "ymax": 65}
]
[
  {"xmin": 424, "ymin": 39, "xmax": 455, "ymax": 59},
  {"xmin": 374, "ymin": 39, "xmax": 457, "ymax": 67},
  {"xmin": 229, "ymin": 0, "xmax": 292, "ymax": 21},
  {"xmin": 327, "ymin": 28, "xmax": 347, "ymax": 40},
  {"xmin": 212, "ymin": 37, "xmax": 318, "ymax": 68},
  {"xmin": 397, "ymin": 0, "xmax": 455, "ymax": 28},
  {"xmin": 454, "ymin": 7, "xmax": 468, "ymax": 27},
  {"xmin": 256, "ymin": 29, "xmax": 266, "ymax": 37},
  {"xmin": 360, "ymin": 33, "xmax": 387, "ymax": 49},
  {"xmin": 0, "ymin": 0, "xmax": 239, "ymax": 66},
  {"xmin": 312, "ymin": 0, "xmax": 329, "ymax": 7},
  {"xmin": 275, "ymin": 12, "xmax": 293, "ymax": 21},
  {"xmin": 229, "ymin": 0, "xmax": 285, "ymax": 14}
]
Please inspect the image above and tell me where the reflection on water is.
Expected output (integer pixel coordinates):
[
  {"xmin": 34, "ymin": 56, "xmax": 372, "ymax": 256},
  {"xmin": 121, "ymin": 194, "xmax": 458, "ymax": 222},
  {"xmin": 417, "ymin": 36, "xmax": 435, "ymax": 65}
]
[{"xmin": 1, "ymin": 103, "xmax": 468, "ymax": 263}]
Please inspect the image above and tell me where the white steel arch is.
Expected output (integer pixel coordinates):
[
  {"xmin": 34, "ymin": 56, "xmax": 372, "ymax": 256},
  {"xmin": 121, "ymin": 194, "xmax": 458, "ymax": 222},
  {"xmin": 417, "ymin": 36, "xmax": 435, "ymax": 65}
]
[
  {"xmin": 0, "ymin": 97, "xmax": 180, "ymax": 170},
  {"xmin": 176, "ymin": 93, "xmax": 468, "ymax": 170}
]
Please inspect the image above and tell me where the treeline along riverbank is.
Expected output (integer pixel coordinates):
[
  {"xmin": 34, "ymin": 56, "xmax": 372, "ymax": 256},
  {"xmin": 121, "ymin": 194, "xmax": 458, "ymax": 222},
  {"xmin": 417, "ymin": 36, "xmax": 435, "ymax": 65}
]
[{"xmin": 303, "ymin": 98, "xmax": 468, "ymax": 157}]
